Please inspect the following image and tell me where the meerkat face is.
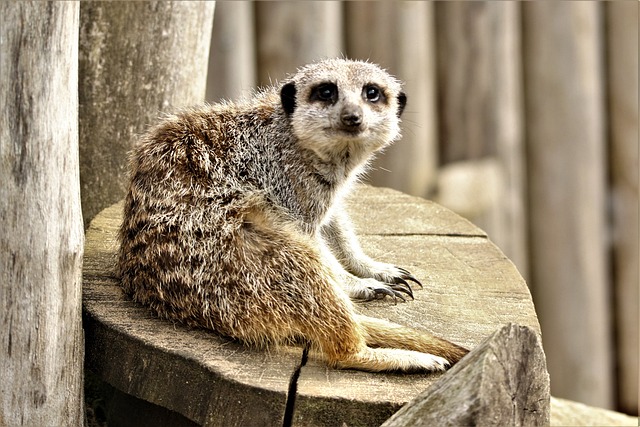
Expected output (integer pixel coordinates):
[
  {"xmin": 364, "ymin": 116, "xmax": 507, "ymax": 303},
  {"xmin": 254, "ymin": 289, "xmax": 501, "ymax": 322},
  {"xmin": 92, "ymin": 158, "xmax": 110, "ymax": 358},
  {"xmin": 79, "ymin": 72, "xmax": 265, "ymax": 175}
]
[{"xmin": 280, "ymin": 59, "xmax": 406, "ymax": 162}]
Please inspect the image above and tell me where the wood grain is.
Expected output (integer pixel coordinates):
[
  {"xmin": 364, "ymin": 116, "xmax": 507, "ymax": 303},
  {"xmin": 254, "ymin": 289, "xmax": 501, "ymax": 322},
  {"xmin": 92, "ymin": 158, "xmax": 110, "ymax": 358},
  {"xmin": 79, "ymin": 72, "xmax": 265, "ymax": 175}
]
[{"xmin": 0, "ymin": 3, "xmax": 84, "ymax": 425}]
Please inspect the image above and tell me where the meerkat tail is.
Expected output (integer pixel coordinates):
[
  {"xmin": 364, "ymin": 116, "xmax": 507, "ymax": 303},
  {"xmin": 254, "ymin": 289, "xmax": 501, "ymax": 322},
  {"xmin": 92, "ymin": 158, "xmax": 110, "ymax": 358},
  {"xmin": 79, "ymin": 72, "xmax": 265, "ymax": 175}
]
[
  {"xmin": 355, "ymin": 315, "xmax": 469, "ymax": 365},
  {"xmin": 305, "ymin": 311, "xmax": 452, "ymax": 373},
  {"xmin": 300, "ymin": 290, "xmax": 465, "ymax": 372}
]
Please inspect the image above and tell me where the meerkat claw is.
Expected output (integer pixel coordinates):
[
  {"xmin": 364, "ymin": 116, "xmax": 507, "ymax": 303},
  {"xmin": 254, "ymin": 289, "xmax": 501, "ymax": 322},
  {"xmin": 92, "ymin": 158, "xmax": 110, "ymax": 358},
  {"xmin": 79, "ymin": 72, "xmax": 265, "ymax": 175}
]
[
  {"xmin": 371, "ymin": 286, "xmax": 397, "ymax": 300},
  {"xmin": 404, "ymin": 275, "xmax": 423, "ymax": 288},
  {"xmin": 391, "ymin": 291, "xmax": 407, "ymax": 303},
  {"xmin": 390, "ymin": 279, "xmax": 414, "ymax": 299},
  {"xmin": 395, "ymin": 267, "xmax": 423, "ymax": 288}
]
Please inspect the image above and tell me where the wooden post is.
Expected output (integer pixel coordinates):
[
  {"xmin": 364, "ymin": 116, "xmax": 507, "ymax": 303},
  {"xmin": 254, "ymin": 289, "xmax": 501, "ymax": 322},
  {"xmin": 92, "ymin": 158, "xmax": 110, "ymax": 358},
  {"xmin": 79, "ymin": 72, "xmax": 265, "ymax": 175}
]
[
  {"xmin": 206, "ymin": 1, "xmax": 256, "ymax": 102},
  {"xmin": 606, "ymin": 1, "xmax": 639, "ymax": 415},
  {"xmin": 79, "ymin": 1, "xmax": 215, "ymax": 228},
  {"xmin": 345, "ymin": 1, "xmax": 439, "ymax": 199},
  {"xmin": 0, "ymin": 2, "xmax": 84, "ymax": 425},
  {"xmin": 382, "ymin": 324, "xmax": 550, "ymax": 427},
  {"xmin": 523, "ymin": 2, "xmax": 614, "ymax": 408},
  {"xmin": 433, "ymin": 2, "xmax": 528, "ymax": 278},
  {"xmin": 255, "ymin": 1, "xmax": 343, "ymax": 86}
]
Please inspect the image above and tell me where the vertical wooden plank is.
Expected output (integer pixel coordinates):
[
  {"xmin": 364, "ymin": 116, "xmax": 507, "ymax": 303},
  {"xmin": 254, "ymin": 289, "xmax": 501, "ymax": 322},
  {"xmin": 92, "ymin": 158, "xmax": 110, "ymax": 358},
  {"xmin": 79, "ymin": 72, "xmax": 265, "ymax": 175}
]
[
  {"xmin": 436, "ymin": 2, "xmax": 495, "ymax": 162},
  {"xmin": 491, "ymin": 3, "xmax": 528, "ymax": 279},
  {"xmin": 79, "ymin": 1, "xmax": 215, "ymax": 227},
  {"xmin": 523, "ymin": 2, "xmax": 613, "ymax": 408},
  {"xmin": 606, "ymin": 1, "xmax": 639, "ymax": 415},
  {"xmin": 345, "ymin": 1, "xmax": 439, "ymax": 198},
  {"xmin": 255, "ymin": 1, "xmax": 343, "ymax": 85},
  {"xmin": 0, "ymin": 2, "xmax": 84, "ymax": 425},
  {"xmin": 206, "ymin": 1, "xmax": 256, "ymax": 102},
  {"xmin": 433, "ymin": 2, "xmax": 527, "ymax": 277}
]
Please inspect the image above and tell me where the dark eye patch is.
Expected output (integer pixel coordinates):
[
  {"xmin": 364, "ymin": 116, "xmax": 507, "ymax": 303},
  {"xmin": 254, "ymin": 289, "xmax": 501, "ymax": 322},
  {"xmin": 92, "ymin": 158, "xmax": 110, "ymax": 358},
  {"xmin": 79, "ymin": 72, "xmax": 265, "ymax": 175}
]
[{"xmin": 309, "ymin": 82, "xmax": 338, "ymax": 104}]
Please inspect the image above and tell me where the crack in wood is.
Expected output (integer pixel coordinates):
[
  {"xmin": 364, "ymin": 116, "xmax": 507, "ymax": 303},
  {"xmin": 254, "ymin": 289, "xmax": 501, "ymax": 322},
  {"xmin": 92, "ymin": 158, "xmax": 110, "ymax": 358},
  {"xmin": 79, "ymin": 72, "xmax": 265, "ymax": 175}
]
[{"xmin": 282, "ymin": 346, "xmax": 309, "ymax": 427}]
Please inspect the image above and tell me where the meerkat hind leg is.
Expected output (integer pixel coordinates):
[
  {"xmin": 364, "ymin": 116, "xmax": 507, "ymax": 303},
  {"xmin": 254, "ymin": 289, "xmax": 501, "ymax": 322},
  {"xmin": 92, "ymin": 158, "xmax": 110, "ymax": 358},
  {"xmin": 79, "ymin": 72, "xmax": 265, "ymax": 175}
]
[
  {"xmin": 329, "ymin": 346, "xmax": 450, "ymax": 372},
  {"xmin": 308, "ymin": 313, "xmax": 450, "ymax": 373},
  {"xmin": 239, "ymin": 207, "xmax": 450, "ymax": 372},
  {"xmin": 302, "ymin": 286, "xmax": 454, "ymax": 372}
]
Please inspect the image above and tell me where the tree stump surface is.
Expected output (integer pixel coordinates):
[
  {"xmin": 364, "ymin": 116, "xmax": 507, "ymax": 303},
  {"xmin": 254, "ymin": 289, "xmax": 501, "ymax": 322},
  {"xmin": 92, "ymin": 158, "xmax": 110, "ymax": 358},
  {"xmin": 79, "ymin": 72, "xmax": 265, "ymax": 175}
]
[{"xmin": 83, "ymin": 185, "xmax": 541, "ymax": 427}]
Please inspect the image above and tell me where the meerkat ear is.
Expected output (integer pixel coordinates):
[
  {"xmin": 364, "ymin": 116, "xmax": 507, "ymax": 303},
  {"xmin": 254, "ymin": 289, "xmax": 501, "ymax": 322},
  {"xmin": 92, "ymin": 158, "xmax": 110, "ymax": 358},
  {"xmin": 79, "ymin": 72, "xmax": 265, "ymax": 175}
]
[
  {"xmin": 281, "ymin": 82, "xmax": 297, "ymax": 116},
  {"xmin": 397, "ymin": 92, "xmax": 407, "ymax": 117}
]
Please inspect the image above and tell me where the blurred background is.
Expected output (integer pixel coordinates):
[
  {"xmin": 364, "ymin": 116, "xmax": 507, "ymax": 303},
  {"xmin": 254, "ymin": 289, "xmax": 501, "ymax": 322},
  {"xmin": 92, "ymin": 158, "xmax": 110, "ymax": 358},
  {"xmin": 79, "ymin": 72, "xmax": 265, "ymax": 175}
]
[{"xmin": 203, "ymin": 1, "xmax": 637, "ymax": 415}]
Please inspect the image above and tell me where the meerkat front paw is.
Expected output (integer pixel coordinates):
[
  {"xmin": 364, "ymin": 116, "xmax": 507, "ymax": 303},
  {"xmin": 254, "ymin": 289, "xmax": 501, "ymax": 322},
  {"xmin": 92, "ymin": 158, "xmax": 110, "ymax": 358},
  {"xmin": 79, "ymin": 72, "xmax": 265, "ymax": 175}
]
[
  {"xmin": 364, "ymin": 262, "xmax": 423, "ymax": 290},
  {"xmin": 347, "ymin": 278, "xmax": 414, "ymax": 302}
]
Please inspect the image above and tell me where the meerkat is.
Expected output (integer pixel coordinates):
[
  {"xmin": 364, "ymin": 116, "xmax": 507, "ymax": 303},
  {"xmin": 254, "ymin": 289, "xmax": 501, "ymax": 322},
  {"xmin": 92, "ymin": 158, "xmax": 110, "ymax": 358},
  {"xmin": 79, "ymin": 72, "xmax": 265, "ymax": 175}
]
[{"xmin": 118, "ymin": 58, "xmax": 468, "ymax": 372}]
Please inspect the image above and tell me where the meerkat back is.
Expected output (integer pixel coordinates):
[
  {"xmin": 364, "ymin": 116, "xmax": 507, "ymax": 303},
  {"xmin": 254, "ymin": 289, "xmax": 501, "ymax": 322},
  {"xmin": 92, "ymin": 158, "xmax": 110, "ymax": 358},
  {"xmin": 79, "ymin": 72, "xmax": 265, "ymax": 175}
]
[{"xmin": 118, "ymin": 59, "xmax": 468, "ymax": 372}]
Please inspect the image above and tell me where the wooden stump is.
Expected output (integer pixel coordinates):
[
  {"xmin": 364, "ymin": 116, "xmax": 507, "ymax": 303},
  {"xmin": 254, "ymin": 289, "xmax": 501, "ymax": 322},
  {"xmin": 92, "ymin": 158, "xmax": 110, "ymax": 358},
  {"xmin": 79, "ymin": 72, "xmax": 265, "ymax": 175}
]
[
  {"xmin": 345, "ymin": 1, "xmax": 439, "ymax": 198},
  {"xmin": 382, "ymin": 324, "xmax": 549, "ymax": 426},
  {"xmin": 255, "ymin": 1, "xmax": 342, "ymax": 87},
  {"xmin": 606, "ymin": 1, "xmax": 639, "ymax": 415},
  {"xmin": 83, "ymin": 186, "xmax": 542, "ymax": 426},
  {"xmin": 523, "ymin": 1, "xmax": 613, "ymax": 408},
  {"xmin": 206, "ymin": 1, "xmax": 256, "ymax": 102},
  {"xmin": 433, "ymin": 1, "xmax": 528, "ymax": 278}
]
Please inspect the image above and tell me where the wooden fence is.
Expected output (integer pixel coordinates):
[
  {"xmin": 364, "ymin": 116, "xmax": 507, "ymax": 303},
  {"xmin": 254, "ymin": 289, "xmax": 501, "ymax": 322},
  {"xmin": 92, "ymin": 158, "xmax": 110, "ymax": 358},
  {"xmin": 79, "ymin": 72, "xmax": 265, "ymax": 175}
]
[{"xmin": 206, "ymin": 1, "xmax": 637, "ymax": 414}]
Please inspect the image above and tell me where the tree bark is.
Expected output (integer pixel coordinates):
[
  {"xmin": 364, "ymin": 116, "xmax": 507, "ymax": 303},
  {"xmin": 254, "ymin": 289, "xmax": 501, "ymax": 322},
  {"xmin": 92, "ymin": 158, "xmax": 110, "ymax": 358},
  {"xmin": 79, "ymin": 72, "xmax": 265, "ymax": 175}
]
[
  {"xmin": 79, "ymin": 1, "xmax": 215, "ymax": 228},
  {"xmin": 523, "ymin": 1, "xmax": 613, "ymax": 408},
  {"xmin": 0, "ymin": 2, "xmax": 84, "ymax": 425}
]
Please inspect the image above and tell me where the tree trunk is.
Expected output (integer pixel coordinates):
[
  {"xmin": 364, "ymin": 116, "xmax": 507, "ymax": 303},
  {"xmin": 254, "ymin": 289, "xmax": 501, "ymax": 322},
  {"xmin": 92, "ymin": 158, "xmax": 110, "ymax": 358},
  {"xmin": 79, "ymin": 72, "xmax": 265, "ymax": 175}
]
[
  {"xmin": 79, "ymin": 1, "xmax": 215, "ymax": 228},
  {"xmin": 606, "ymin": 1, "xmax": 639, "ymax": 415},
  {"xmin": 0, "ymin": 2, "xmax": 84, "ymax": 425},
  {"xmin": 523, "ymin": 1, "xmax": 613, "ymax": 409}
]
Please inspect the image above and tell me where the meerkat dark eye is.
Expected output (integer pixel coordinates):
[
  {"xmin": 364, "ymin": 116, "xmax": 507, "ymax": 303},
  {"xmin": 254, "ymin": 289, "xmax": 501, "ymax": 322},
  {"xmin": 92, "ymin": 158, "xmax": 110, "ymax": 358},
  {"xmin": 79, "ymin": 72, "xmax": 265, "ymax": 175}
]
[
  {"xmin": 363, "ymin": 85, "xmax": 381, "ymax": 103},
  {"xmin": 310, "ymin": 83, "xmax": 338, "ymax": 104}
]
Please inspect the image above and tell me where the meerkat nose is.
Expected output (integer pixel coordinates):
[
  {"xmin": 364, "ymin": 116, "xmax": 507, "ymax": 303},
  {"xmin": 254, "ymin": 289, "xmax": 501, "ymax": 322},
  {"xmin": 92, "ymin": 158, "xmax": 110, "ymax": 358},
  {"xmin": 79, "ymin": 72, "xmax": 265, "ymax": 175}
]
[{"xmin": 341, "ymin": 107, "xmax": 363, "ymax": 128}]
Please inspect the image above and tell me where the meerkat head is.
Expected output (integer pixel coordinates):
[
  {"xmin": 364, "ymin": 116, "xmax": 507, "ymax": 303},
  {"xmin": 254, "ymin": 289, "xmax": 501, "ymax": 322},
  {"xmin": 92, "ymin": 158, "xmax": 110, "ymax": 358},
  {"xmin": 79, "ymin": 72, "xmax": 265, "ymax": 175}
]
[{"xmin": 280, "ymin": 59, "xmax": 406, "ymax": 163}]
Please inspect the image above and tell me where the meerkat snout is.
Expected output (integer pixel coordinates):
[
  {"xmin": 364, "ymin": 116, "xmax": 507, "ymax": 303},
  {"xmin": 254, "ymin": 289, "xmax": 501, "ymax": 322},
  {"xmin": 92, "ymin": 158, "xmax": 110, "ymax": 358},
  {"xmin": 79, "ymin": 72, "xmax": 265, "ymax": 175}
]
[{"xmin": 340, "ymin": 105, "xmax": 363, "ymax": 130}]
